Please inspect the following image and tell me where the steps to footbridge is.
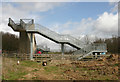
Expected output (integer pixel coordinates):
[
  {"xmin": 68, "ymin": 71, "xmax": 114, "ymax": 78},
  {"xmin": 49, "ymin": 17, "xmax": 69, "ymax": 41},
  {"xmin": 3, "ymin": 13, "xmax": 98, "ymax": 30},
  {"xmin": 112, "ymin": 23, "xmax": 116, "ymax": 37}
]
[{"xmin": 8, "ymin": 18, "xmax": 107, "ymax": 60}]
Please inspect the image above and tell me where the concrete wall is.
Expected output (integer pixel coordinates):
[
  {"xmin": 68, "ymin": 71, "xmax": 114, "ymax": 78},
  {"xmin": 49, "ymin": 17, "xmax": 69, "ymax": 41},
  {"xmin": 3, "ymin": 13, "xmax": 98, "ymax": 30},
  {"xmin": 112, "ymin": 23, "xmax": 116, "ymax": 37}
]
[{"xmin": 19, "ymin": 31, "xmax": 36, "ymax": 54}]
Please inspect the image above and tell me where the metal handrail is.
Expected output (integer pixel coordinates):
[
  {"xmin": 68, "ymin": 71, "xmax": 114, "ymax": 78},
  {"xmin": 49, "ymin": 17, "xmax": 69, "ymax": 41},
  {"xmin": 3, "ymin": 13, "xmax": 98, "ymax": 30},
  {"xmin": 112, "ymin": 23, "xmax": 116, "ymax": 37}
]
[
  {"xmin": 34, "ymin": 24, "xmax": 84, "ymax": 48},
  {"xmin": 8, "ymin": 18, "xmax": 107, "ymax": 59}
]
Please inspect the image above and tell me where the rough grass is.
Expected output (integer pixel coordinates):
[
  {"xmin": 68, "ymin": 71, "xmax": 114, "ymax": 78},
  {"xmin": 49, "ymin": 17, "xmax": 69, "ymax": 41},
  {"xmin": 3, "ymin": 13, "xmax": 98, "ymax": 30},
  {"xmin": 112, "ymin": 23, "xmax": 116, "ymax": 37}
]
[
  {"xmin": 2, "ymin": 58, "xmax": 27, "ymax": 80},
  {"xmin": 44, "ymin": 66, "xmax": 59, "ymax": 73},
  {"xmin": 20, "ymin": 60, "xmax": 38, "ymax": 68},
  {"xmin": 2, "ymin": 54, "xmax": 119, "ymax": 80}
]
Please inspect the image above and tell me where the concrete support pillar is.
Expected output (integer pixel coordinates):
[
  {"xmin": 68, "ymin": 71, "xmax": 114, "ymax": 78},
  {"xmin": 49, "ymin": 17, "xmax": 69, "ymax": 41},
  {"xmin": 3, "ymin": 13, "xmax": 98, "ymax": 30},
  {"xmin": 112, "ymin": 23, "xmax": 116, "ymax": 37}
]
[
  {"xmin": 19, "ymin": 31, "xmax": 36, "ymax": 60},
  {"xmin": 30, "ymin": 33, "xmax": 33, "ymax": 60},
  {"xmin": 19, "ymin": 32, "xmax": 30, "ymax": 54},
  {"xmin": 61, "ymin": 43, "xmax": 64, "ymax": 55}
]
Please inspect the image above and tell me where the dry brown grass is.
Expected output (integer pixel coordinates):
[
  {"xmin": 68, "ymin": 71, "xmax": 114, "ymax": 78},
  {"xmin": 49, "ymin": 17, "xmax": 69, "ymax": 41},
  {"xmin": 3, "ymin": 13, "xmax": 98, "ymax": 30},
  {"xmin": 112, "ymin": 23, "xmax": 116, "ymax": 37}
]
[{"xmin": 2, "ymin": 54, "xmax": 119, "ymax": 80}]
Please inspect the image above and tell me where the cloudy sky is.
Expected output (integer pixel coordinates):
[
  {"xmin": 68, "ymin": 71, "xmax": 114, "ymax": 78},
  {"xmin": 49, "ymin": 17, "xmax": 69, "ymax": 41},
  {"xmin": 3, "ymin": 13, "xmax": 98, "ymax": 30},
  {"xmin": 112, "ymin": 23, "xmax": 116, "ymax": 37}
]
[{"xmin": 0, "ymin": 0, "xmax": 119, "ymax": 51}]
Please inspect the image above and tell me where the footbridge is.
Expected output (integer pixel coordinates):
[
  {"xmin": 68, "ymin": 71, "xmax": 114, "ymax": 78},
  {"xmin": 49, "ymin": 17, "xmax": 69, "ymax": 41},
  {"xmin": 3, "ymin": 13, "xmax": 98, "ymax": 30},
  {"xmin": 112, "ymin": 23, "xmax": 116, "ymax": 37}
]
[{"xmin": 8, "ymin": 18, "xmax": 107, "ymax": 60}]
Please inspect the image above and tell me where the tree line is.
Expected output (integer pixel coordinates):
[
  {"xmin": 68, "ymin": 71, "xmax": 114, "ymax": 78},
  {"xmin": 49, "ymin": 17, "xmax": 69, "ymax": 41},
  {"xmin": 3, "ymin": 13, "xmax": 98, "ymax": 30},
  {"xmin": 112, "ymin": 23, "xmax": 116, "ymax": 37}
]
[
  {"xmin": 1, "ymin": 32, "xmax": 19, "ymax": 52},
  {"xmin": 1, "ymin": 32, "xmax": 119, "ymax": 54},
  {"xmin": 94, "ymin": 36, "xmax": 119, "ymax": 54}
]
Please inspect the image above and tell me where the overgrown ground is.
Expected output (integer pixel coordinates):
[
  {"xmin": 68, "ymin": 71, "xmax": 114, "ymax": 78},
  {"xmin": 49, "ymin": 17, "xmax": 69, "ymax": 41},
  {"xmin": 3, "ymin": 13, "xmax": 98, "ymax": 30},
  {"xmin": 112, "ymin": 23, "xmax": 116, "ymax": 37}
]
[{"xmin": 2, "ymin": 54, "xmax": 119, "ymax": 80}]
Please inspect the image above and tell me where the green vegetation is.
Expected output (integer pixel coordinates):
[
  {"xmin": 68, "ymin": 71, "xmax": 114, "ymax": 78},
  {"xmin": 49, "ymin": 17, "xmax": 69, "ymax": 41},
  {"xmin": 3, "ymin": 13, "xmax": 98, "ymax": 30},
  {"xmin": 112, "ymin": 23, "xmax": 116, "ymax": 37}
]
[
  {"xmin": 2, "ymin": 58, "xmax": 40, "ymax": 80},
  {"xmin": 21, "ymin": 60, "xmax": 38, "ymax": 68},
  {"xmin": 114, "ymin": 63, "xmax": 118, "ymax": 66},
  {"xmin": 44, "ymin": 66, "xmax": 59, "ymax": 73},
  {"xmin": 2, "ymin": 56, "xmax": 119, "ymax": 80},
  {"xmin": 6, "ymin": 71, "xmax": 27, "ymax": 80},
  {"xmin": 32, "ymin": 69, "xmax": 39, "ymax": 72}
]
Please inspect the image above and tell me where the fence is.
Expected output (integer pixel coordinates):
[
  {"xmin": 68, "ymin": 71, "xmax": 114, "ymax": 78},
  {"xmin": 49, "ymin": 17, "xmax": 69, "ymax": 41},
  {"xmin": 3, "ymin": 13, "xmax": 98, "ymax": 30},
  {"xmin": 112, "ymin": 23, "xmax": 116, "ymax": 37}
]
[{"xmin": 2, "ymin": 52, "xmax": 107, "ymax": 62}]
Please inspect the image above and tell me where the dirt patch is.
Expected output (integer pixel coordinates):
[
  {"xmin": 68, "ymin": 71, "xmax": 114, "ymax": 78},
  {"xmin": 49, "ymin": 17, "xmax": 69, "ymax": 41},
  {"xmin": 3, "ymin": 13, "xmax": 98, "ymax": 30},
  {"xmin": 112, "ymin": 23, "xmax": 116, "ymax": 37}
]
[{"xmin": 2, "ymin": 54, "xmax": 119, "ymax": 80}]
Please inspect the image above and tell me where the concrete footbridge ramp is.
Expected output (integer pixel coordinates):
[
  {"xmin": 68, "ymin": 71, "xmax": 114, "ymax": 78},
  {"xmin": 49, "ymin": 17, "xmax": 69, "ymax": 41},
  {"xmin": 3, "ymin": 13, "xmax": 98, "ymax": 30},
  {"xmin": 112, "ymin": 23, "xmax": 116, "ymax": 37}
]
[{"xmin": 8, "ymin": 18, "xmax": 107, "ymax": 60}]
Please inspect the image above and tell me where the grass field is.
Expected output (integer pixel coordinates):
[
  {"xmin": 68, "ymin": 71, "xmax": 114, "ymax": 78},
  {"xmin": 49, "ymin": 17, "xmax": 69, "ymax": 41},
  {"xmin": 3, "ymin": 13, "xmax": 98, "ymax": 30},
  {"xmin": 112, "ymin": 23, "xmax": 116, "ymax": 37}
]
[{"xmin": 2, "ymin": 54, "xmax": 119, "ymax": 80}]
